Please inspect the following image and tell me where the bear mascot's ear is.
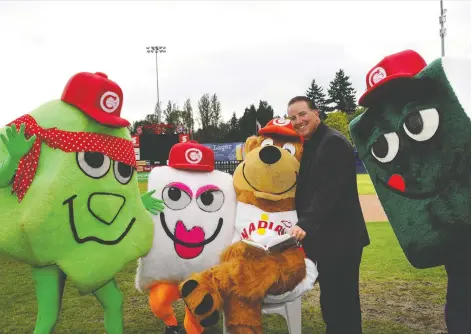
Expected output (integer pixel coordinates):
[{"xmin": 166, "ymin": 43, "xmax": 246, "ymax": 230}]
[{"xmin": 244, "ymin": 136, "xmax": 260, "ymax": 158}]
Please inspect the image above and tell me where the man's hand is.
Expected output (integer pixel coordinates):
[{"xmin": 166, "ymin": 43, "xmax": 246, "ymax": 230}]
[{"xmin": 288, "ymin": 225, "xmax": 306, "ymax": 241}]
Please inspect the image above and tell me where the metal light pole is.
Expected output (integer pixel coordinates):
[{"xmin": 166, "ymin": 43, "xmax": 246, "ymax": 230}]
[
  {"xmin": 439, "ymin": 0, "xmax": 447, "ymax": 56},
  {"xmin": 146, "ymin": 45, "xmax": 167, "ymax": 123}
]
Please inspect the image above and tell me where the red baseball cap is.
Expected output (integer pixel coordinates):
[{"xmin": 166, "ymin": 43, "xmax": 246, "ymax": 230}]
[
  {"xmin": 61, "ymin": 72, "xmax": 130, "ymax": 128},
  {"xmin": 358, "ymin": 50, "xmax": 427, "ymax": 107},
  {"xmin": 168, "ymin": 140, "xmax": 214, "ymax": 172},
  {"xmin": 258, "ymin": 118, "xmax": 299, "ymax": 138}
]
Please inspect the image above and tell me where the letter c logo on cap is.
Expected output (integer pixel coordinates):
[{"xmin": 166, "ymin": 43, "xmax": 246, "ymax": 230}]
[
  {"xmin": 368, "ymin": 67, "xmax": 387, "ymax": 87},
  {"xmin": 185, "ymin": 148, "xmax": 202, "ymax": 164},
  {"xmin": 273, "ymin": 119, "xmax": 290, "ymax": 126},
  {"xmin": 100, "ymin": 91, "xmax": 120, "ymax": 113}
]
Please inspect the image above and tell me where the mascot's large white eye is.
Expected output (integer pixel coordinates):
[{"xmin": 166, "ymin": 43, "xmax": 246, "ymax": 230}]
[
  {"xmin": 162, "ymin": 186, "xmax": 191, "ymax": 210},
  {"xmin": 261, "ymin": 138, "xmax": 274, "ymax": 147},
  {"xmin": 282, "ymin": 143, "xmax": 296, "ymax": 156},
  {"xmin": 196, "ymin": 190, "xmax": 225, "ymax": 212},
  {"xmin": 77, "ymin": 152, "xmax": 110, "ymax": 179},
  {"xmin": 113, "ymin": 161, "xmax": 134, "ymax": 185},
  {"xmin": 403, "ymin": 108, "xmax": 439, "ymax": 142},
  {"xmin": 371, "ymin": 132, "xmax": 399, "ymax": 163}
]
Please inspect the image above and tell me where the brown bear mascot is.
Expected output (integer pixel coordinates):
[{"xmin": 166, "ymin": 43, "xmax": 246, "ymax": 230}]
[{"xmin": 180, "ymin": 119, "xmax": 317, "ymax": 334}]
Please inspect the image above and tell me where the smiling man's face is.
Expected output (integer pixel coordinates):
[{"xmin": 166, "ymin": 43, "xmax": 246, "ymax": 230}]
[
  {"xmin": 350, "ymin": 58, "xmax": 471, "ymax": 268},
  {"xmin": 287, "ymin": 100, "xmax": 320, "ymax": 139}
]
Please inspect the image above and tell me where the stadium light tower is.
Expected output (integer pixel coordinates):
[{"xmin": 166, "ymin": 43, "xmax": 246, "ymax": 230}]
[
  {"xmin": 146, "ymin": 45, "xmax": 167, "ymax": 123},
  {"xmin": 439, "ymin": 0, "xmax": 447, "ymax": 56}
]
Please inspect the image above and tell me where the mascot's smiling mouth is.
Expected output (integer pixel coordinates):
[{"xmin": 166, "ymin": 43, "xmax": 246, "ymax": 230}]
[
  {"xmin": 160, "ymin": 212, "xmax": 223, "ymax": 259},
  {"xmin": 63, "ymin": 195, "xmax": 136, "ymax": 245},
  {"xmin": 242, "ymin": 163, "xmax": 297, "ymax": 195},
  {"xmin": 376, "ymin": 154, "xmax": 459, "ymax": 200},
  {"xmin": 376, "ymin": 176, "xmax": 441, "ymax": 200}
]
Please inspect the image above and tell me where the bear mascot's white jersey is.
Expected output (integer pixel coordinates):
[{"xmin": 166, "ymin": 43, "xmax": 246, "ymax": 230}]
[{"xmin": 136, "ymin": 155, "xmax": 237, "ymax": 291}]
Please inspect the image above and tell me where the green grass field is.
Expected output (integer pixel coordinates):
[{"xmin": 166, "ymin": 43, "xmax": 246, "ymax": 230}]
[
  {"xmin": 0, "ymin": 222, "xmax": 447, "ymax": 333},
  {"xmin": 357, "ymin": 174, "xmax": 376, "ymax": 195}
]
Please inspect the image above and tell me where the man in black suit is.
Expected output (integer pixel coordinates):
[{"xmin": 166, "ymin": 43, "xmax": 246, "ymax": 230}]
[{"xmin": 287, "ymin": 96, "xmax": 370, "ymax": 334}]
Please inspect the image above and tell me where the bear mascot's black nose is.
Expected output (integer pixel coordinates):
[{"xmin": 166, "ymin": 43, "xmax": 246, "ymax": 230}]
[{"xmin": 259, "ymin": 145, "xmax": 281, "ymax": 165}]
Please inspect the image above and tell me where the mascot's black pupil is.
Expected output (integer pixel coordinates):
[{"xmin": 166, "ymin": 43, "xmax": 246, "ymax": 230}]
[
  {"xmin": 200, "ymin": 192, "xmax": 214, "ymax": 206},
  {"xmin": 117, "ymin": 162, "xmax": 132, "ymax": 178},
  {"xmin": 372, "ymin": 136, "xmax": 388, "ymax": 158},
  {"xmin": 169, "ymin": 187, "xmax": 181, "ymax": 201},
  {"xmin": 84, "ymin": 152, "xmax": 104, "ymax": 168},
  {"xmin": 405, "ymin": 112, "xmax": 423, "ymax": 135}
]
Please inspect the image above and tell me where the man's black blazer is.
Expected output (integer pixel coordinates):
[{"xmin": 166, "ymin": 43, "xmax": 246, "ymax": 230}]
[{"xmin": 295, "ymin": 122, "xmax": 370, "ymax": 261}]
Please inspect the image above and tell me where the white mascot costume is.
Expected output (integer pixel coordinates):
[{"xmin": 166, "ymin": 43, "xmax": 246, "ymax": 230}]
[{"xmin": 136, "ymin": 140, "xmax": 237, "ymax": 334}]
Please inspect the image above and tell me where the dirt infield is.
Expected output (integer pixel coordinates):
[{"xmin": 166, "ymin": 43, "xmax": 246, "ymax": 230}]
[{"xmin": 359, "ymin": 194, "xmax": 388, "ymax": 222}]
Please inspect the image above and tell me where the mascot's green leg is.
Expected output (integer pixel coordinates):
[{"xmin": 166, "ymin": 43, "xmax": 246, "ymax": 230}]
[
  {"xmin": 93, "ymin": 279, "xmax": 124, "ymax": 334},
  {"xmin": 32, "ymin": 265, "xmax": 66, "ymax": 334}
]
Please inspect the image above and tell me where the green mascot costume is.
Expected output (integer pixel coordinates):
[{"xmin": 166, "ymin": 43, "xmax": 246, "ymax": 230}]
[
  {"xmin": 350, "ymin": 50, "xmax": 470, "ymax": 333},
  {"xmin": 0, "ymin": 72, "xmax": 161, "ymax": 333}
]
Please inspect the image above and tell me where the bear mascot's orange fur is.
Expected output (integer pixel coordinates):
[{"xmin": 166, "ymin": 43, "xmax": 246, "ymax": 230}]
[{"xmin": 180, "ymin": 119, "xmax": 316, "ymax": 334}]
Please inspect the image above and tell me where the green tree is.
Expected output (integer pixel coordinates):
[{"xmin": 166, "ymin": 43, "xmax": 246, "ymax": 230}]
[
  {"xmin": 210, "ymin": 94, "xmax": 222, "ymax": 128},
  {"xmin": 239, "ymin": 104, "xmax": 258, "ymax": 139},
  {"xmin": 197, "ymin": 94, "xmax": 211, "ymax": 141},
  {"xmin": 224, "ymin": 111, "xmax": 241, "ymax": 142},
  {"xmin": 306, "ymin": 79, "xmax": 327, "ymax": 119},
  {"xmin": 256, "ymin": 100, "xmax": 274, "ymax": 129},
  {"xmin": 348, "ymin": 106, "xmax": 366, "ymax": 122},
  {"xmin": 324, "ymin": 111, "xmax": 352, "ymax": 144},
  {"xmin": 181, "ymin": 98, "xmax": 194, "ymax": 136},
  {"xmin": 327, "ymin": 69, "xmax": 357, "ymax": 114}
]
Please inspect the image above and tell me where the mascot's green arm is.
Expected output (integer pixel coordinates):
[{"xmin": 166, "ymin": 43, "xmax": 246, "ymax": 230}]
[
  {"xmin": 141, "ymin": 189, "xmax": 165, "ymax": 215},
  {"xmin": 0, "ymin": 124, "xmax": 36, "ymax": 187}
]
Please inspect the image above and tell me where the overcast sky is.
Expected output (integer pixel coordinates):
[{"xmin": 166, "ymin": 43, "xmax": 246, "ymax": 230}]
[{"xmin": 0, "ymin": 1, "xmax": 470, "ymax": 127}]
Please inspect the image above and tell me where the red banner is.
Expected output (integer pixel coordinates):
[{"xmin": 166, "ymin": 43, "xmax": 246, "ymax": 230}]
[
  {"xmin": 179, "ymin": 134, "xmax": 190, "ymax": 143},
  {"xmin": 131, "ymin": 135, "xmax": 140, "ymax": 147}
]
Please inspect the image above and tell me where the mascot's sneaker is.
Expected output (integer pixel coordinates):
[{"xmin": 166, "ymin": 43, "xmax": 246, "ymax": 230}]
[
  {"xmin": 180, "ymin": 274, "xmax": 222, "ymax": 328},
  {"xmin": 164, "ymin": 325, "xmax": 182, "ymax": 334}
]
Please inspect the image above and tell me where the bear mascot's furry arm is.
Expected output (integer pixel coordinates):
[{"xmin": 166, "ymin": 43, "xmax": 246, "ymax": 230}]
[
  {"xmin": 135, "ymin": 141, "xmax": 237, "ymax": 334},
  {"xmin": 180, "ymin": 119, "xmax": 317, "ymax": 334},
  {"xmin": 350, "ymin": 50, "xmax": 470, "ymax": 332},
  {"xmin": 0, "ymin": 72, "xmax": 155, "ymax": 334}
]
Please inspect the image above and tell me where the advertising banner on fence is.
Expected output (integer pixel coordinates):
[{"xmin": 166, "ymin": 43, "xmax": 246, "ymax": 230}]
[{"xmin": 202, "ymin": 142, "xmax": 244, "ymax": 161}]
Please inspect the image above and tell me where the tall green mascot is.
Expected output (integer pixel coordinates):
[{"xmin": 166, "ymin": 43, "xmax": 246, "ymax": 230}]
[
  {"xmin": 349, "ymin": 50, "xmax": 470, "ymax": 333},
  {"xmin": 0, "ymin": 72, "xmax": 159, "ymax": 333}
]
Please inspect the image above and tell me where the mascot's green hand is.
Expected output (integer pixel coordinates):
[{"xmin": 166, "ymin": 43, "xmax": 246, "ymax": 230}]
[
  {"xmin": 141, "ymin": 190, "xmax": 165, "ymax": 215},
  {"xmin": 0, "ymin": 123, "xmax": 36, "ymax": 187},
  {"xmin": 0, "ymin": 123, "xmax": 36, "ymax": 162}
]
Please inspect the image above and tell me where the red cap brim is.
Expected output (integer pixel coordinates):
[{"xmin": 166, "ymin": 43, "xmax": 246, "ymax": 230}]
[
  {"xmin": 358, "ymin": 73, "xmax": 416, "ymax": 107},
  {"xmin": 77, "ymin": 105, "xmax": 130, "ymax": 128},
  {"xmin": 258, "ymin": 125, "xmax": 299, "ymax": 138},
  {"xmin": 169, "ymin": 163, "xmax": 214, "ymax": 172}
]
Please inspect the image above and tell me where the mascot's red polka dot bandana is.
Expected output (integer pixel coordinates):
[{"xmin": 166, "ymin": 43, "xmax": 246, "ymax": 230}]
[{"xmin": 7, "ymin": 114, "xmax": 136, "ymax": 202}]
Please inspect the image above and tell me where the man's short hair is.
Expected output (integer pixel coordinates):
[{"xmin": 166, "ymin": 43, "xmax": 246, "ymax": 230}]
[{"xmin": 288, "ymin": 96, "xmax": 315, "ymax": 110}]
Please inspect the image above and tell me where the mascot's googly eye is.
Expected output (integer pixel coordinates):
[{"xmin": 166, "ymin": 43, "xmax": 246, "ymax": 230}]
[
  {"xmin": 196, "ymin": 190, "xmax": 225, "ymax": 212},
  {"xmin": 371, "ymin": 132, "xmax": 399, "ymax": 163},
  {"xmin": 162, "ymin": 186, "xmax": 192, "ymax": 210},
  {"xmin": 282, "ymin": 143, "xmax": 296, "ymax": 155},
  {"xmin": 261, "ymin": 138, "xmax": 274, "ymax": 147},
  {"xmin": 77, "ymin": 152, "xmax": 110, "ymax": 179},
  {"xmin": 113, "ymin": 161, "xmax": 133, "ymax": 185},
  {"xmin": 403, "ymin": 108, "xmax": 439, "ymax": 142}
]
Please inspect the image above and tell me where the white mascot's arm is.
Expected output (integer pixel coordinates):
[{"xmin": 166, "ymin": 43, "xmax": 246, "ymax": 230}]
[{"xmin": 230, "ymin": 229, "xmax": 241, "ymax": 244}]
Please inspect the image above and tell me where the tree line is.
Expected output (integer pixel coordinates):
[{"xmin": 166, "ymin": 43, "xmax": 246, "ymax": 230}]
[{"xmin": 129, "ymin": 68, "xmax": 364, "ymax": 144}]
